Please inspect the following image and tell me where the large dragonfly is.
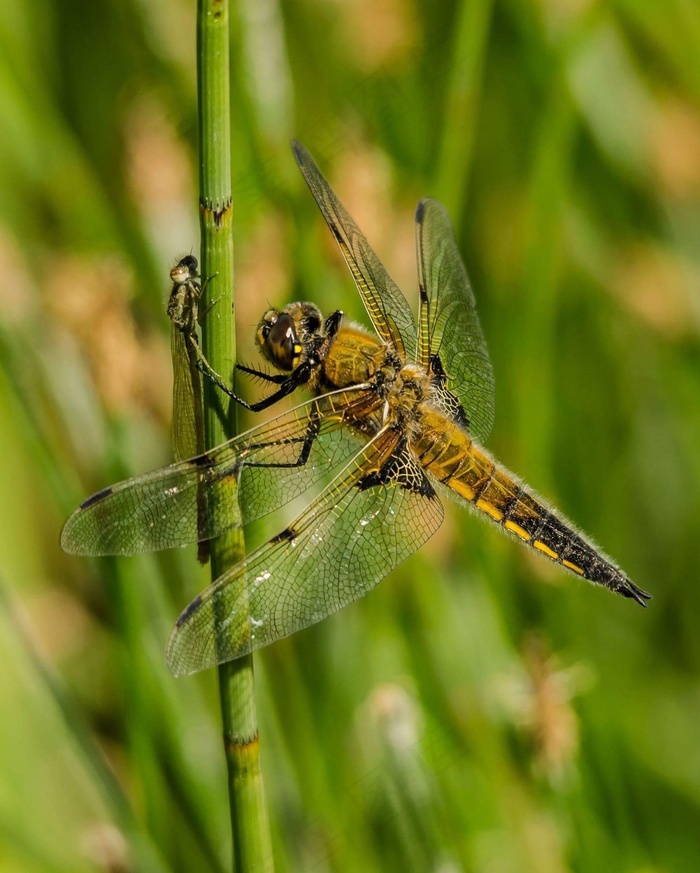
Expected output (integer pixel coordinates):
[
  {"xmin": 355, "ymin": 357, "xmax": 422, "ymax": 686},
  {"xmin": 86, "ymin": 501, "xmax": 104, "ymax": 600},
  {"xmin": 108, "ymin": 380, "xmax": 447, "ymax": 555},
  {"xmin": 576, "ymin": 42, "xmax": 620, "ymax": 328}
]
[{"xmin": 62, "ymin": 141, "xmax": 650, "ymax": 676}]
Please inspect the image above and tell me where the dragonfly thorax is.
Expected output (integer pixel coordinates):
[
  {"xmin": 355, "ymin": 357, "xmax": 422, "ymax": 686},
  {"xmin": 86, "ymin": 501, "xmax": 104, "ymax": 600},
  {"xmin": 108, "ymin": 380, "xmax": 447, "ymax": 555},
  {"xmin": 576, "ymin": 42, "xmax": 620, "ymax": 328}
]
[{"xmin": 380, "ymin": 362, "xmax": 432, "ymax": 433}]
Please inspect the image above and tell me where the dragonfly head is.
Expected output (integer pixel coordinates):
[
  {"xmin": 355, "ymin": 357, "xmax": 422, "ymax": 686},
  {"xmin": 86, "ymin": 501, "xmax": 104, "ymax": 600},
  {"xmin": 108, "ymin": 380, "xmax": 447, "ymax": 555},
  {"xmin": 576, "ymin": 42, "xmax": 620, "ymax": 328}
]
[
  {"xmin": 170, "ymin": 255, "xmax": 199, "ymax": 286},
  {"xmin": 256, "ymin": 302, "xmax": 324, "ymax": 372}
]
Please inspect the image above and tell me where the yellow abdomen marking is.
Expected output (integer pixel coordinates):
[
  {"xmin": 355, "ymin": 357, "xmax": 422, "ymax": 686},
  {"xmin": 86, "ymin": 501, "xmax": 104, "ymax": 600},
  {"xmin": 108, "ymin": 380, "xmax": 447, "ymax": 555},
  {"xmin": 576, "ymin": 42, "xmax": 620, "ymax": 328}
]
[
  {"xmin": 504, "ymin": 520, "xmax": 530, "ymax": 541},
  {"xmin": 533, "ymin": 540, "xmax": 558, "ymax": 560},
  {"xmin": 476, "ymin": 498, "xmax": 503, "ymax": 521},
  {"xmin": 562, "ymin": 559, "xmax": 585, "ymax": 576},
  {"xmin": 454, "ymin": 482, "xmax": 475, "ymax": 501}
]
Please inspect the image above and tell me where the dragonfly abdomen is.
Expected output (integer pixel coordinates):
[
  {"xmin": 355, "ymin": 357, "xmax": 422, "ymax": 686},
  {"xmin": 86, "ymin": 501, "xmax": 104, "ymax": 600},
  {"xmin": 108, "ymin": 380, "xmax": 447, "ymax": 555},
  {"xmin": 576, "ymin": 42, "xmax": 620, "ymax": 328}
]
[{"xmin": 415, "ymin": 417, "xmax": 650, "ymax": 606}]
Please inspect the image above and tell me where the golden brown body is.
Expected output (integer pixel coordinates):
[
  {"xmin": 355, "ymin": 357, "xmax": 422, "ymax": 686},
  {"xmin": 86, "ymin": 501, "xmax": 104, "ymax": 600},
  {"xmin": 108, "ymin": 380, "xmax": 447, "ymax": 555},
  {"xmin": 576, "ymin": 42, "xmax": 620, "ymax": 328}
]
[
  {"xmin": 60, "ymin": 142, "xmax": 650, "ymax": 676},
  {"xmin": 312, "ymin": 320, "xmax": 632, "ymax": 596},
  {"xmin": 315, "ymin": 322, "xmax": 383, "ymax": 391}
]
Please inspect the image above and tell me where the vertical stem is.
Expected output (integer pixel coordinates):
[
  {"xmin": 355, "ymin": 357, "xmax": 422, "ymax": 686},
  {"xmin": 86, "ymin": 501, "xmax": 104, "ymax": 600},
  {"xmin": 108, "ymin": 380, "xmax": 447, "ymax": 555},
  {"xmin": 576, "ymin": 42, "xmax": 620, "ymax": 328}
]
[
  {"xmin": 197, "ymin": 1, "xmax": 274, "ymax": 869},
  {"xmin": 435, "ymin": 0, "xmax": 493, "ymax": 216}
]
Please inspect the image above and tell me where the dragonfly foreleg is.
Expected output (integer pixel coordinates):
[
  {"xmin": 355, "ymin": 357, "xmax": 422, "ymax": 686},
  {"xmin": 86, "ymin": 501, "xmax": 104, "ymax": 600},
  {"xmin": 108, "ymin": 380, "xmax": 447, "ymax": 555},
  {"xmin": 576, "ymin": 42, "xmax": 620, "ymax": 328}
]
[
  {"xmin": 186, "ymin": 337, "xmax": 239, "ymax": 399},
  {"xmin": 239, "ymin": 412, "xmax": 322, "ymax": 470},
  {"xmin": 236, "ymin": 363, "xmax": 289, "ymax": 385},
  {"xmin": 199, "ymin": 359, "xmax": 312, "ymax": 412}
]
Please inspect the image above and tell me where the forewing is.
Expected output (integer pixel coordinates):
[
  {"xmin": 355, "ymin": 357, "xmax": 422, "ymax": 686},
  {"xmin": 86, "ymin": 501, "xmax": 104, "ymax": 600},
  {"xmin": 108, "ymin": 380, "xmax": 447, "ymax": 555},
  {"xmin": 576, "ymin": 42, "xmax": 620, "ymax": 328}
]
[
  {"xmin": 167, "ymin": 430, "xmax": 445, "ymax": 675},
  {"xmin": 293, "ymin": 140, "xmax": 416, "ymax": 362},
  {"xmin": 61, "ymin": 388, "xmax": 379, "ymax": 556},
  {"xmin": 416, "ymin": 198, "xmax": 495, "ymax": 443},
  {"xmin": 171, "ymin": 328, "xmax": 204, "ymax": 462}
]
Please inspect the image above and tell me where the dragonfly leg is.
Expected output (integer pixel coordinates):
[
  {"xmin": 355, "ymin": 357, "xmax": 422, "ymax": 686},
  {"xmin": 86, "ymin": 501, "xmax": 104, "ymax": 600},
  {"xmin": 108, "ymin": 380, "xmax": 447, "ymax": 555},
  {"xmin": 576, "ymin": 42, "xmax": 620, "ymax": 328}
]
[
  {"xmin": 198, "ymin": 296, "xmax": 220, "ymax": 320},
  {"xmin": 198, "ymin": 271, "xmax": 218, "ymax": 295},
  {"xmin": 183, "ymin": 333, "xmax": 237, "ymax": 398},
  {"xmin": 197, "ymin": 273, "xmax": 222, "ymax": 319},
  {"xmin": 236, "ymin": 363, "xmax": 288, "ymax": 385},
  {"xmin": 198, "ymin": 356, "xmax": 312, "ymax": 412},
  {"xmin": 241, "ymin": 411, "xmax": 322, "ymax": 469}
]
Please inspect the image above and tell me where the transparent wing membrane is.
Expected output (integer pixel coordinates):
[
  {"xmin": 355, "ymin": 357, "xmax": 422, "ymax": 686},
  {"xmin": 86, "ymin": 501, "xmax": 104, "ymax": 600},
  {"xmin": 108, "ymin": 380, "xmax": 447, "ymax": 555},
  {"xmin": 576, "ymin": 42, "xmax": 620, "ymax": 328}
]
[
  {"xmin": 61, "ymin": 388, "xmax": 378, "ymax": 556},
  {"xmin": 171, "ymin": 327, "xmax": 204, "ymax": 463},
  {"xmin": 167, "ymin": 429, "xmax": 444, "ymax": 675},
  {"xmin": 416, "ymin": 198, "xmax": 495, "ymax": 443},
  {"xmin": 60, "ymin": 144, "xmax": 649, "ymax": 676},
  {"xmin": 293, "ymin": 140, "xmax": 417, "ymax": 362}
]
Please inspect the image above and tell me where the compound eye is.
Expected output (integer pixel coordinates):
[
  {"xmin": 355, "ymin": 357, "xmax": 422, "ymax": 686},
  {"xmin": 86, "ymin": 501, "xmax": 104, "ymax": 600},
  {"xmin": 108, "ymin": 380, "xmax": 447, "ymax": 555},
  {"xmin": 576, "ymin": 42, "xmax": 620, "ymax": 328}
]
[
  {"xmin": 170, "ymin": 255, "xmax": 199, "ymax": 284},
  {"xmin": 261, "ymin": 312, "xmax": 299, "ymax": 371},
  {"xmin": 259, "ymin": 311, "xmax": 276, "ymax": 339}
]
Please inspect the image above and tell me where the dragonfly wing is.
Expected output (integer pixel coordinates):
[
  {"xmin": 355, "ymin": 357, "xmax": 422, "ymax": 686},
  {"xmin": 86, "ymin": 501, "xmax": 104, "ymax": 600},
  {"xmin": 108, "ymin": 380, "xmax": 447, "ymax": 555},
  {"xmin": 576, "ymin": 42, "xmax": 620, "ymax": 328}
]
[
  {"xmin": 415, "ymin": 198, "xmax": 495, "ymax": 444},
  {"xmin": 61, "ymin": 387, "xmax": 379, "ymax": 556},
  {"xmin": 293, "ymin": 140, "xmax": 416, "ymax": 362},
  {"xmin": 167, "ymin": 429, "xmax": 445, "ymax": 675},
  {"xmin": 171, "ymin": 328, "xmax": 204, "ymax": 462}
]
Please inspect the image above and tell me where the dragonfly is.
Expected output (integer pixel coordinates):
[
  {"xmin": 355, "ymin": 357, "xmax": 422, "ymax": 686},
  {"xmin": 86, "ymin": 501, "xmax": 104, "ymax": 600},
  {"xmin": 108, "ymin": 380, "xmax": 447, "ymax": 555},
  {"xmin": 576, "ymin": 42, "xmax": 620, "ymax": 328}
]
[
  {"xmin": 168, "ymin": 255, "xmax": 234, "ymax": 458},
  {"xmin": 62, "ymin": 141, "xmax": 650, "ymax": 676},
  {"xmin": 167, "ymin": 255, "xmax": 209, "ymax": 563},
  {"xmin": 167, "ymin": 256, "xmax": 238, "ymax": 564},
  {"xmin": 168, "ymin": 255, "xmax": 206, "ymax": 464}
]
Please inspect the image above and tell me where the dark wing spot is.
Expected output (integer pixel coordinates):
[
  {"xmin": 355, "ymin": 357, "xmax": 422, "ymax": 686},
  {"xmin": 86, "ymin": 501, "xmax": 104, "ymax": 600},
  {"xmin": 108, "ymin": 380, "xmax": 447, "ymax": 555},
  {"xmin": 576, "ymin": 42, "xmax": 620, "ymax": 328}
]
[
  {"xmin": 429, "ymin": 354, "xmax": 447, "ymax": 383},
  {"xmin": 410, "ymin": 471, "xmax": 436, "ymax": 498},
  {"xmin": 80, "ymin": 486, "xmax": 113, "ymax": 509},
  {"xmin": 415, "ymin": 200, "xmax": 427, "ymax": 223},
  {"xmin": 357, "ymin": 440, "xmax": 437, "ymax": 498},
  {"xmin": 176, "ymin": 594, "xmax": 203, "ymax": 627},
  {"xmin": 270, "ymin": 527, "xmax": 296, "ymax": 544},
  {"xmin": 430, "ymin": 357, "xmax": 470, "ymax": 430},
  {"xmin": 356, "ymin": 470, "xmax": 382, "ymax": 492},
  {"xmin": 192, "ymin": 453, "xmax": 215, "ymax": 468}
]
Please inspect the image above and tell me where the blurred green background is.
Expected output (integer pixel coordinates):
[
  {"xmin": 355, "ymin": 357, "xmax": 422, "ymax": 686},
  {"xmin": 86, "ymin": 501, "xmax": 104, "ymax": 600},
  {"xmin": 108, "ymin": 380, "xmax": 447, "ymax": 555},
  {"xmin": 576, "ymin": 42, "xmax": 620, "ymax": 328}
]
[{"xmin": 1, "ymin": 0, "xmax": 699, "ymax": 870}]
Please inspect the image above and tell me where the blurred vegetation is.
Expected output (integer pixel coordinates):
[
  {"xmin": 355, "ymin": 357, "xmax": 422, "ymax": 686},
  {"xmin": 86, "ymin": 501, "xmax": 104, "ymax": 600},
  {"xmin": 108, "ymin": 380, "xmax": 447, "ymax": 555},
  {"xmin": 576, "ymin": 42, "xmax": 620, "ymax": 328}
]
[{"xmin": 0, "ymin": 0, "xmax": 699, "ymax": 870}]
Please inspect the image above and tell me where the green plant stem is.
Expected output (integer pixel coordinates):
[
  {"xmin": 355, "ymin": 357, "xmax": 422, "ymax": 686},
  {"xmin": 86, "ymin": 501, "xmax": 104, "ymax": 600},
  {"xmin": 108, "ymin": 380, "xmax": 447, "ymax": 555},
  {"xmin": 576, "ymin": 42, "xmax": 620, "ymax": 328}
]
[
  {"xmin": 435, "ymin": 0, "xmax": 493, "ymax": 216},
  {"xmin": 197, "ymin": 1, "xmax": 273, "ymax": 868}
]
